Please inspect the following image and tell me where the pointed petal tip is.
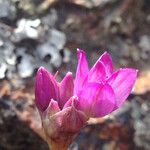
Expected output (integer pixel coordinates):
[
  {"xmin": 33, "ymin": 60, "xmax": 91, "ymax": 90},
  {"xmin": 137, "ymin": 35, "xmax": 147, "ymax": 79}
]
[
  {"xmin": 119, "ymin": 68, "xmax": 138, "ymax": 75},
  {"xmin": 36, "ymin": 67, "xmax": 49, "ymax": 80},
  {"xmin": 88, "ymin": 60, "xmax": 106, "ymax": 83},
  {"xmin": 66, "ymin": 71, "xmax": 73, "ymax": 76},
  {"xmin": 133, "ymin": 69, "xmax": 138, "ymax": 75},
  {"xmin": 50, "ymin": 98, "xmax": 57, "ymax": 104},
  {"xmin": 97, "ymin": 51, "xmax": 113, "ymax": 77},
  {"xmin": 103, "ymin": 51, "xmax": 108, "ymax": 55},
  {"xmin": 101, "ymin": 51, "xmax": 111, "ymax": 56},
  {"xmin": 77, "ymin": 48, "xmax": 80, "ymax": 51},
  {"xmin": 77, "ymin": 48, "xmax": 86, "ymax": 57},
  {"xmin": 38, "ymin": 66, "xmax": 46, "ymax": 72},
  {"xmin": 44, "ymin": 98, "xmax": 60, "ymax": 116},
  {"xmin": 37, "ymin": 66, "xmax": 55, "ymax": 79},
  {"xmin": 61, "ymin": 71, "xmax": 73, "ymax": 83},
  {"xmin": 77, "ymin": 48, "xmax": 84, "ymax": 52},
  {"xmin": 136, "ymin": 69, "xmax": 139, "ymax": 73},
  {"xmin": 63, "ymin": 95, "xmax": 79, "ymax": 109},
  {"xmin": 101, "ymin": 52, "xmax": 113, "ymax": 62},
  {"xmin": 37, "ymin": 67, "xmax": 50, "ymax": 77}
]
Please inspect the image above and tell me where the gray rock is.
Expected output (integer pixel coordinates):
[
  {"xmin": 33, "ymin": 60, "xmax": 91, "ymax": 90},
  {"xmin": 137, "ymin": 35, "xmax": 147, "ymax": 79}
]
[
  {"xmin": 49, "ymin": 29, "xmax": 66, "ymax": 50},
  {"xmin": 14, "ymin": 19, "xmax": 41, "ymax": 41},
  {"xmin": 0, "ymin": 62, "xmax": 7, "ymax": 79},
  {"xmin": 18, "ymin": 53, "xmax": 34, "ymax": 78},
  {"xmin": 37, "ymin": 42, "xmax": 62, "ymax": 68},
  {"xmin": 0, "ymin": 0, "xmax": 16, "ymax": 20}
]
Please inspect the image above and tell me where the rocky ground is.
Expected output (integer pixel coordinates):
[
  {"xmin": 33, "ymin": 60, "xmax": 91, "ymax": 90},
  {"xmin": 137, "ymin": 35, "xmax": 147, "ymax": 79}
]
[{"xmin": 0, "ymin": 0, "xmax": 150, "ymax": 150}]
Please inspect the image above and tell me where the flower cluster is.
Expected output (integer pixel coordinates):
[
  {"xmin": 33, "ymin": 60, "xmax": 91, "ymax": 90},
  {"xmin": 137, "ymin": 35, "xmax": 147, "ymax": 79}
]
[{"xmin": 35, "ymin": 49, "xmax": 137, "ymax": 149}]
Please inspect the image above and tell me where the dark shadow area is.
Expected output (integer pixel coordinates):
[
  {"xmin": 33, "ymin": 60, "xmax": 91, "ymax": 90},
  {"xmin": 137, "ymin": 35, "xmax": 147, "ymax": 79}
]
[{"xmin": 0, "ymin": 97, "xmax": 49, "ymax": 150}]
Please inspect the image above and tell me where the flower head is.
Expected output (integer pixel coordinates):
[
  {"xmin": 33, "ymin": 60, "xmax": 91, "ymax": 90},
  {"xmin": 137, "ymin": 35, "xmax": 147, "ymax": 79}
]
[
  {"xmin": 35, "ymin": 49, "xmax": 137, "ymax": 149},
  {"xmin": 74, "ymin": 49, "xmax": 138, "ymax": 117}
]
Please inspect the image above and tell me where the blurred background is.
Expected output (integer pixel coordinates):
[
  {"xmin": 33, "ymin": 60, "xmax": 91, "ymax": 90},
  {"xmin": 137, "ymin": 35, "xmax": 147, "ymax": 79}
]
[{"xmin": 0, "ymin": 0, "xmax": 150, "ymax": 149}]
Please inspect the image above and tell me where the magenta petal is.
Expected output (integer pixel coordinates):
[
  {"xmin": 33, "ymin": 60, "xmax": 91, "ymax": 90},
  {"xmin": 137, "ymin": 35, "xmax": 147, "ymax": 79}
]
[
  {"xmin": 35, "ymin": 67, "xmax": 58, "ymax": 112},
  {"xmin": 98, "ymin": 52, "xmax": 113, "ymax": 77},
  {"xmin": 90, "ymin": 84, "xmax": 116, "ymax": 117},
  {"xmin": 53, "ymin": 107, "xmax": 88, "ymax": 133},
  {"xmin": 59, "ymin": 72, "xmax": 74, "ymax": 108},
  {"xmin": 74, "ymin": 49, "xmax": 89, "ymax": 94},
  {"xmin": 63, "ymin": 95, "xmax": 79, "ymax": 109},
  {"xmin": 78, "ymin": 83, "xmax": 115, "ymax": 117},
  {"xmin": 44, "ymin": 99, "xmax": 60, "ymax": 116},
  {"xmin": 44, "ymin": 106, "xmax": 88, "ymax": 139},
  {"xmin": 107, "ymin": 68, "xmax": 138, "ymax": 109},
  {"xmin": 88, "ymin": 61, "xmax": 106, "ymax": 83},
  {"xmin": 77, "ymin": 82, "xmax": 103, "ymax": 116}
]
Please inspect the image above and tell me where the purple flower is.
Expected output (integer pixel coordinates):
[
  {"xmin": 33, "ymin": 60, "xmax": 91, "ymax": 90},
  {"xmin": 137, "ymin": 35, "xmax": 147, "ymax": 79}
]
[
  {"xmin": 35, "ymin": 49, "xmax": 137, "ymax": 149},
  {"xmin": 74, "ymin": 49, "xmax": 138, "ymax": 117},
  {"xmin": 35, "ymin": 67, "xmax": 88, "ymax": 148}
]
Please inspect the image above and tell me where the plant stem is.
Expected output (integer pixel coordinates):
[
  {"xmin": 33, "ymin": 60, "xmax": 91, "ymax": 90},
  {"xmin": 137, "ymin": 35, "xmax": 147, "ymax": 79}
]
[
  {"xmin": 47, "ymin": 138, "xmax": 72, "ymax": 150},
  {"xmin": 48, "ymin": 142, "xmax": 68, "ymax": 150}
]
